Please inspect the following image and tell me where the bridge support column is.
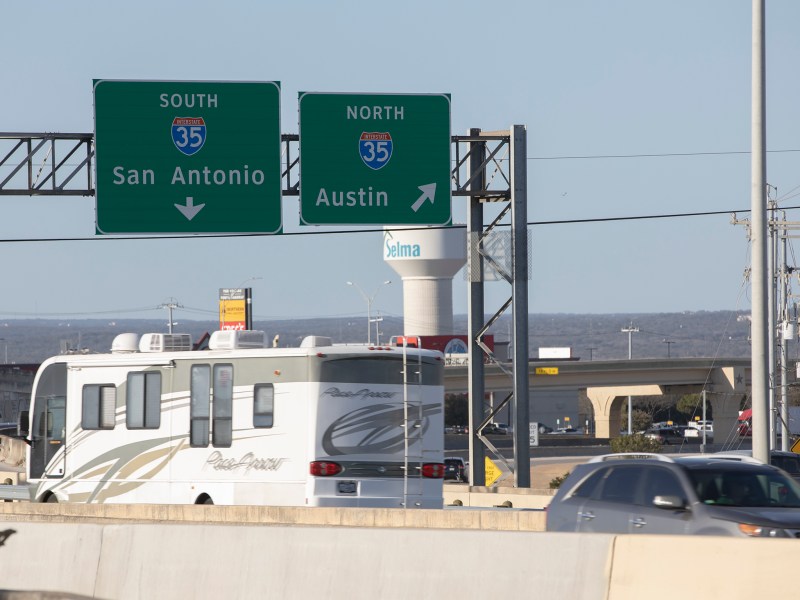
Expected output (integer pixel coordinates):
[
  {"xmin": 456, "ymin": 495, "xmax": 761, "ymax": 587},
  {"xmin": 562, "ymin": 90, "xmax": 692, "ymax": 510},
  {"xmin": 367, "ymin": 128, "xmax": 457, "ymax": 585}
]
[
  {"xmin": 708, "ymin": 366, "xmax": 747, "ymax": 444},
  {"xmin": 586, "ymin": 385, "xmax": 666, "ymax": 439},
  {"xmin": 585, "ymin": 389, "xmax": 624, "ymax": 439}
]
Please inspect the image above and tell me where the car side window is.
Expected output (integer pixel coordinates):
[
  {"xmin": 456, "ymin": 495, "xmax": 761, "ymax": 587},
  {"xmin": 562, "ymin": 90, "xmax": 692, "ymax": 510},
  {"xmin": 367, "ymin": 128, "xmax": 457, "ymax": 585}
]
[
  {"xmin": 570, "ymin": 468, "xmax": 606, "ymax": 499},
  {"xmin": 597, "ymin": 466, "xmax": 644, "ymax": 504},
  {"xmin": 641, "ymin": 467, "xmax": 684, "ymax": 505},
  {"xmin": 773, "ymin": 456, "xmax": 800, "ymax": 475}
]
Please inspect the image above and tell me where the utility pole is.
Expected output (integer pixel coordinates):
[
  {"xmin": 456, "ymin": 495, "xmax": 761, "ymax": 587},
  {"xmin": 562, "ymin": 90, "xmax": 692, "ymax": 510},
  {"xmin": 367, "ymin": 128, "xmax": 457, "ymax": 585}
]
[
  {"xmin": 346, "ymin": 280, "xmax": 391, "ymax": 345},
  {"xmin": 159, "ymin": 299, "xmax": 183, "ymax": 334},
  {"xmin": 663, "ymin": 339, "xmax": 674, "ymax": 358},
  {"xmin": 622, "ymin": 323, "xmax": 639, "ymax": 434},
  {"xmin": 768, "ymin": 199, "xmax": 777, "ymax": 449},
  {"xmin": 779, "ymin": 211, "xmax": 790, "ymax": 451},
  {"xmin": 371, "ymin": 312, "xmax": 384, "ymax": 345}
]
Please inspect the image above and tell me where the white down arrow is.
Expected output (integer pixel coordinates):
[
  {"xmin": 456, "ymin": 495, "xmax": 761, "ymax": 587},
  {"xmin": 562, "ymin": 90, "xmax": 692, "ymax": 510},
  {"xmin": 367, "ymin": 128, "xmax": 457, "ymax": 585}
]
[{"xmin": 175, "ymin": 197, "xmax": 205, "ymax": 221}]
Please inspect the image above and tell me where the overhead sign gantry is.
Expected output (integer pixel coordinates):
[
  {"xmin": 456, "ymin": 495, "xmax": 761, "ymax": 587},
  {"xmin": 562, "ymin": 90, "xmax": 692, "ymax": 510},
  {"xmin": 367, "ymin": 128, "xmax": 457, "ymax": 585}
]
[{"xmin": 1, "ymin": 87, "xmax": 531, "ymax": 488}]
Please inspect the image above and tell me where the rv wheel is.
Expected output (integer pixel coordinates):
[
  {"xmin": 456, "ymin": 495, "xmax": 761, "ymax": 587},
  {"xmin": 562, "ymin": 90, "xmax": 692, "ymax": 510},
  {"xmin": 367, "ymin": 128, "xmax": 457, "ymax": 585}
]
[
  {"xmin": 196, "ymin": 494, "xmax": 214, "ymax": 505},
  {"xmin": 44, "ymin": 494, "xmax": 58, "ymax": 503}
]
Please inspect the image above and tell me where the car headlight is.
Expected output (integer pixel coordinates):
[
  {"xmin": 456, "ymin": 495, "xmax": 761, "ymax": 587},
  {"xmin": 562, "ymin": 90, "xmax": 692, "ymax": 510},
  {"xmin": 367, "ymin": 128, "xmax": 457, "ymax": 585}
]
[{"xmin": 737, "ymin": 523, "xmax": 788, "ymax": 538}]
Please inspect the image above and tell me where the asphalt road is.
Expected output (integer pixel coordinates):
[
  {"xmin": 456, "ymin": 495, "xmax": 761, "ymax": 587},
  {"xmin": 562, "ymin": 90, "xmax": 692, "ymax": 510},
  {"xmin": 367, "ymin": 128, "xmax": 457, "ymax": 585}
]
[
  {"xmin": 444, "ymin": 434, "xmax": 757, "ymax": 488},
  {"xmin": 444, "ymin": 433, "xmax": 754, "ymax": 460}
]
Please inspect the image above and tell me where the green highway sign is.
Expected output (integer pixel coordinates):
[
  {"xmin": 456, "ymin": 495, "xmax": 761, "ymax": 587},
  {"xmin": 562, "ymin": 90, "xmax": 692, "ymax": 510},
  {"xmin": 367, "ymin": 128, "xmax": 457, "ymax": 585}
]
[
  {"xmin": 94, "ymin": 80, "xmax": 282, "ymax": 234},
  {"xmin": 298, "ymin": 92, "xmax": 451, "ymax": 225}
]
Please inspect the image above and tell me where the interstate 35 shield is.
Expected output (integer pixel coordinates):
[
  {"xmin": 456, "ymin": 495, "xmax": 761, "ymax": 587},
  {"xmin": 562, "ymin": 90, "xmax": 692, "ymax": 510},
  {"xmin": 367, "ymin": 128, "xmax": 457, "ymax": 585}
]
[
  {"xmin": 171, "ymin": 117, "xmax": 207, "ymax": 156},
  {"xmin": 359, "ymin": 132, "xmax": 393, "ymax": 170}
]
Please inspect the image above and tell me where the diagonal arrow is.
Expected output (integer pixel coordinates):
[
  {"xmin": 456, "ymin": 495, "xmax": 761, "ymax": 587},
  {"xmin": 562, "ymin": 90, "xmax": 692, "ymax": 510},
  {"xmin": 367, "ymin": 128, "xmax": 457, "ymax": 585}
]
[
  {"xmin": 411, "ymin": 183, "xmax": 436, "ymax": 212},
  {"xmin": 175, "ymin": 196, "xmax": 205, "ymax": 221}
]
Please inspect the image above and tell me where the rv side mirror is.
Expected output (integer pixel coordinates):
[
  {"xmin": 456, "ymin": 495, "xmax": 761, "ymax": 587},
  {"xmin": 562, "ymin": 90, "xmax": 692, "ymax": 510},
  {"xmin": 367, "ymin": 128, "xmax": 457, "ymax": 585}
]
[{"xmin": 17, "ymin": 410, "xmax": 29, "ymax": 438}]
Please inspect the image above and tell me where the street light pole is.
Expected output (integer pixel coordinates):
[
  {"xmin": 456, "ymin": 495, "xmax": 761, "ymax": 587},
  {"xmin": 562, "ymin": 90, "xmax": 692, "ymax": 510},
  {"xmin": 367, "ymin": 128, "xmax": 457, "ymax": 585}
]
[
  {"xmin": 622, "ymin": 323, "xmax": 639, "ymax": 434},
  {"xmin": 347, "ymin": 280, "xmax": 391, "ymax": 345}
]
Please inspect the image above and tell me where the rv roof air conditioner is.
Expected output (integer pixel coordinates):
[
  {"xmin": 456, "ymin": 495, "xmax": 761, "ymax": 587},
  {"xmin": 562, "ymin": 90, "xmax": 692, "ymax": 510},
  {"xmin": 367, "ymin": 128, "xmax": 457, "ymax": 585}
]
[
  {"xmin": 299, "ymin": 336, "xmax": 333, "ymax": 348},
  {"xmin": 208, "ymin": 330, "xmax": 266, "ymax": 350},
  {"xmin": 139, "ymin": 333, "xmax": 193, "ymax": 353},
  {"xmin": 111, "ymin": 333, "xmax": 140, "ymax": 354}
]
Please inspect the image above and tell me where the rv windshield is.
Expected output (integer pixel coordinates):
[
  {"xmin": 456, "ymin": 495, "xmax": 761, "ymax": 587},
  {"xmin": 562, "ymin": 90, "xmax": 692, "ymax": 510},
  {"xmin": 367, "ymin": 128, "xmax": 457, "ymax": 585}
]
[{"xmin": 318, "ymin": 355, "xmax": 442, "ymax": 386}]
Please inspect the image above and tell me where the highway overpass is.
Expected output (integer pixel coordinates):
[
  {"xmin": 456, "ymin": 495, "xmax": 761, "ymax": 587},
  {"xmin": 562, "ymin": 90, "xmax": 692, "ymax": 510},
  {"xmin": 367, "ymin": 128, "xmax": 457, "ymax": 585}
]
[{"xmin": 444, "ymin": 357, "xmax": 751, "ymax": 440}]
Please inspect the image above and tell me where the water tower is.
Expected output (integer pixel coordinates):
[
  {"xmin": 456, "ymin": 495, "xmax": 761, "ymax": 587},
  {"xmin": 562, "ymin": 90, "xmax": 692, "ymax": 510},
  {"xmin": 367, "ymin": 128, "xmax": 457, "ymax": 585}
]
[{"xmin": 383, "ymin": 226, "xmax": 466, "ymax": 335}]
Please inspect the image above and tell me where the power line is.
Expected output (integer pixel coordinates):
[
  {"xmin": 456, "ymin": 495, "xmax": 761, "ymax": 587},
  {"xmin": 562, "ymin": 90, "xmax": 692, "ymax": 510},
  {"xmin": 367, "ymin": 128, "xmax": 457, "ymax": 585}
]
[
  {"xmin": 528, "ymin": 148, "xmax": 800, "ymax": 161},
  {"xmin": 2, "ymin": 203, "xmax": 800, "ymax": 245}
]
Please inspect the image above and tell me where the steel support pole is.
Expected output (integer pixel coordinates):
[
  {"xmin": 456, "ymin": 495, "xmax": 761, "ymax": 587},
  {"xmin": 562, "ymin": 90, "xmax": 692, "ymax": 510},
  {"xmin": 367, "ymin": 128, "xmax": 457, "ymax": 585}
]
[
  {"xmin": 511, "ymin": 125, "xmax": 530, "ymax": 487},
  {"xmin": 245, "ymin": 288, "xmax": 253, "ymax": 331},
  {"xmin": 750, "ymin": 0, "xmax": 770, "ymax": 464},
  {"xmin": 467, "ymin": 128, "xmax": 486, "ymax": 486}
]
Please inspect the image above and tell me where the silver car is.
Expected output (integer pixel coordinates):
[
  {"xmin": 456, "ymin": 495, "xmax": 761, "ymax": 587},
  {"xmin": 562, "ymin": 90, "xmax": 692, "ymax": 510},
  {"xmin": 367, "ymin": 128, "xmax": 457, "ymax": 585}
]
[{"xmin": 545, "ymin": 453, "xmax": 800, "ymax": 537}]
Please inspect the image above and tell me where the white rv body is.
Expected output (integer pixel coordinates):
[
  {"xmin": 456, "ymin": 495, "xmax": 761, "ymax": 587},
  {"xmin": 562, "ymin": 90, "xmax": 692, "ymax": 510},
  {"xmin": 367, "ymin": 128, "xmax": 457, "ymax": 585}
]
[{"xmin": 25, "ymin": 333, "xmax": 445, "ymax": 508}]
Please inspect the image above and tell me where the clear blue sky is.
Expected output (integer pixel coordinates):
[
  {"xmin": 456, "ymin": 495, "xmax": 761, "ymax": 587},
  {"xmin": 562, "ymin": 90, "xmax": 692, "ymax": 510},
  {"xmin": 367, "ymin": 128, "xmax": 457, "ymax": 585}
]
[{"xmin": 2, "ymin": 1, "xmax": 799, "ymax": 328}]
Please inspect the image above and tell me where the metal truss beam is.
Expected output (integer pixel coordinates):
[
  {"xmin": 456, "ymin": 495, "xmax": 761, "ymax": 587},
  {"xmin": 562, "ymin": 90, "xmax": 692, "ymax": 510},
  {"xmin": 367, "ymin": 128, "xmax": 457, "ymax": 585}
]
[
  {"xmin": 0, "ymin": 131, "xmax": 516, "ymax": 201},
  {"xmin": 0, "ymin": 133, "xmax": 94, "ymax": 196}
]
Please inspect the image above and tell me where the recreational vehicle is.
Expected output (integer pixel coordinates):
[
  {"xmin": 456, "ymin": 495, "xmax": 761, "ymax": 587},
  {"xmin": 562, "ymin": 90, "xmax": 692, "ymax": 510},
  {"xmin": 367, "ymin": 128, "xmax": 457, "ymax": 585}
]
[{"xmin": 22, "ymin": 331, "xmax": 445, "ymax": 507}]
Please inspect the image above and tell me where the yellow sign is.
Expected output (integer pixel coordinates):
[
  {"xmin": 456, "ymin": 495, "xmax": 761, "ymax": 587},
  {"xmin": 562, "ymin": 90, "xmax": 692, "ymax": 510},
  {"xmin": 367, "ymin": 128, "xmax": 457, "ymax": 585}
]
[
  {"xmin": 791, "ymin": 438, "xmax": 800, "ymax": 454},
  {"xmin": 535, "ymin": 367, "xmax": 559, "ymax": 375},
  {"xmin": 219, "ymin": 298, "xmax": 246, "ymax": 330},
  {"xmin": 485, "ymin": 457, "xmax": 502, "ymax": 487}
]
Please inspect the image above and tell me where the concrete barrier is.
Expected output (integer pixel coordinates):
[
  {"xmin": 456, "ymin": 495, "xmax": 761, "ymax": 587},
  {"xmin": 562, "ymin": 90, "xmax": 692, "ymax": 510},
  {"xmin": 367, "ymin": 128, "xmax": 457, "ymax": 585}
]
[
  {"xmin": 0, "ymin": 523, "xmax": 614, "ymax": 600},
  {"xmin": 0, "ymin": 592, "xmax": 94, "ymax": 599},
  {"xmin": 444, "ymin": 485, "xmax": 555, "ymax": 509},
  {"xmin": 0, "ymin": 502, "xmax": 548, "ymax": 531},
  {"xmin": 0, "ymin": 521, "xmax": 795, "ymax": 599},
  {"xmin": 0, "ymin": 523, "xmax": 104, "ymax": 598},
  {"xmin": 608, "ymin": 534, "xmax": 796, "ymax": 599}
]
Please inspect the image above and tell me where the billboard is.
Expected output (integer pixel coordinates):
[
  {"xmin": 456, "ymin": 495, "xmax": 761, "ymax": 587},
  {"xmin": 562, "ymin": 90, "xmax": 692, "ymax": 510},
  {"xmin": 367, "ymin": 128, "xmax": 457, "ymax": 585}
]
[{"xmin": 219, "ymin": 288, "xmax": 252, "ymax": 331}]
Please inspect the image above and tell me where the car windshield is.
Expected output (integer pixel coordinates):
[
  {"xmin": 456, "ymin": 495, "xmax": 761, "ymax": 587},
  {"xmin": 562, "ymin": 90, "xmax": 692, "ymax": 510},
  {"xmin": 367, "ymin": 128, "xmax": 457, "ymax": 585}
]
[{"xmin": 686, "ymin": 467, "xmax": 800, "ymax": 508}]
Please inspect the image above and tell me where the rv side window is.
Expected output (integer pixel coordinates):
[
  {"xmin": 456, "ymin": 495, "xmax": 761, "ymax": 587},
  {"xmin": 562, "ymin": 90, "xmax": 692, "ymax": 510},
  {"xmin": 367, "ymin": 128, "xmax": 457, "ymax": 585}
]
[
  {"xmin": 126, "ymin": 372, "xmax": 162, "ymax": 429},
  {"xmin": 190, "ymin": 365, "xmax": 211, "ymax": 447},
  {"xmin": 254, "ymin": 384, "xmax": 274, "ymax": 428},
  {"xmin": 212, "ymin": 364, "xmax": 233, "ymax": 448},
  {"xmin": 82, "ymin": 385, "xmax": 116, "ymax": 430}
]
